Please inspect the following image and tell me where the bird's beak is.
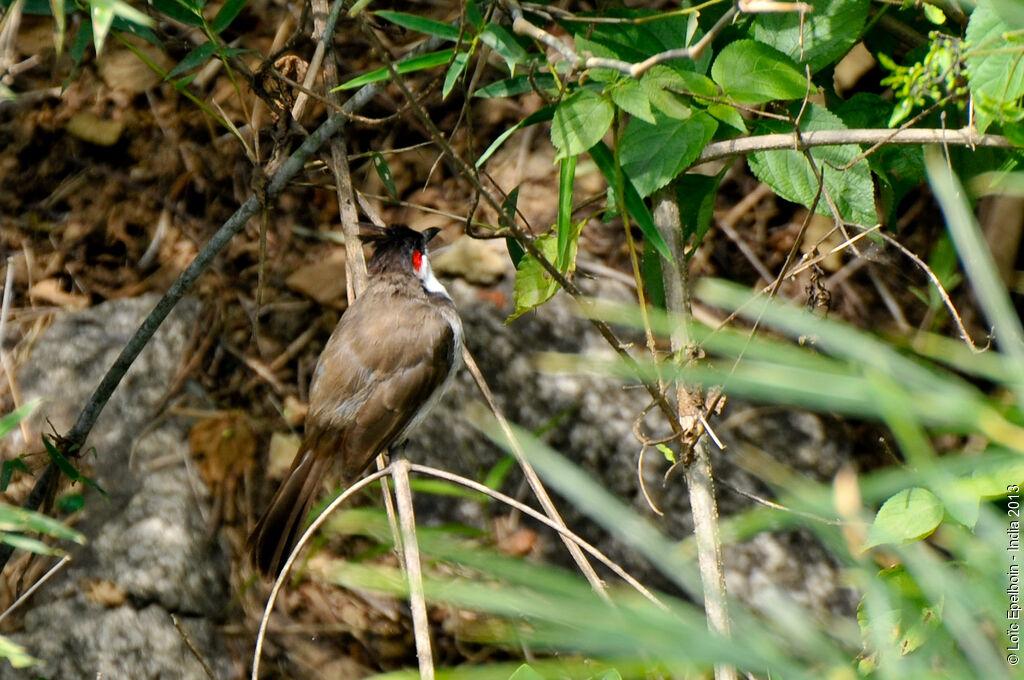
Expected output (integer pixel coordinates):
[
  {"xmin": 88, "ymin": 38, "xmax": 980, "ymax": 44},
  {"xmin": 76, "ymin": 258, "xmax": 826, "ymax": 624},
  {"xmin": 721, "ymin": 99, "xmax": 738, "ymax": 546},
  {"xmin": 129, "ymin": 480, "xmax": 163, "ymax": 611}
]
[{"xmin": 422, "ymin": 227, "xmax": 442, "ymax": 244}]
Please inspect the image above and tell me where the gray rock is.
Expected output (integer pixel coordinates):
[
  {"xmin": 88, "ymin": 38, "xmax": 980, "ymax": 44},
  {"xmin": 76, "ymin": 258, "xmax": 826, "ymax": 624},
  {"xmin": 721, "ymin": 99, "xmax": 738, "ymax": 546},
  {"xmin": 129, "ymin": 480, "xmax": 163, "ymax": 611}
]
[{"xmin": 1, "ymin": 295, "xmax": 232, "ymax": 679}]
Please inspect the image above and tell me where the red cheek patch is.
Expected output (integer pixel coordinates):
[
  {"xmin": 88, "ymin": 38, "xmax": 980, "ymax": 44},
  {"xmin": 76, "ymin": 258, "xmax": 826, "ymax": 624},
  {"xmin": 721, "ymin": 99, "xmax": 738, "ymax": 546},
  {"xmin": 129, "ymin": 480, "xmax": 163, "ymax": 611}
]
[{"xmin": 412, "ymin": 250, "xmax": 423, "ymax": 272}]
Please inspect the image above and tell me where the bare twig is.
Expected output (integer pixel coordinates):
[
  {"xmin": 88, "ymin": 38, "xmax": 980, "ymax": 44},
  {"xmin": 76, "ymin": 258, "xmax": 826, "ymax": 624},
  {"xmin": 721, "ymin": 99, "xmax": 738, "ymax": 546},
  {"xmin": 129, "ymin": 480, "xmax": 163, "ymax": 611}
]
[
  {"xmin": 696, "ymin": 128, "xmax": 1013, "ymax": 167},
  {"xmin": 0, "ymin": 555, "xmax": 70, "ymax": 625},
  {"xmin": 652, "ymin": 189, "xmax": 736, "ymax": 680},
  {"xmin": 462, "ymin": 349, "xmax": 608, "ymax": 597},
  {"xmin": 391, "ymin": 459, "xmax": 435, "ymax": 680},
  {"xmin": 171, "ymin": 613, "xmax": 218, "ymax": 680},
  {"xmin": 252, "ymin": 467, "xmax": 393, "ymax": 680}
]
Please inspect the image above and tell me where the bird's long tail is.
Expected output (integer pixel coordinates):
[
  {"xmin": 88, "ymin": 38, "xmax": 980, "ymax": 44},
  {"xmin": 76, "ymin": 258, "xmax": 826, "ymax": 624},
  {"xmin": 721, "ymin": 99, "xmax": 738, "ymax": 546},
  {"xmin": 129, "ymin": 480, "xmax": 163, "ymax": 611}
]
[{"xmin": 248, "ymin": 440, "xmax": 334, "ymax": 577}]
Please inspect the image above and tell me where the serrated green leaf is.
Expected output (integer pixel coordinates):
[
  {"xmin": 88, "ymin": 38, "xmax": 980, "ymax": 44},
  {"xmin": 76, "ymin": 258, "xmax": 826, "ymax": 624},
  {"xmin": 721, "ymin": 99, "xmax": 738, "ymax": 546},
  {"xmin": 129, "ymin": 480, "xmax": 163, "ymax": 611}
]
[
  {"xmin": 509, "ymin": 226, "xmax": 582, "ymax": 322},
  {"xmin": 610, "ymin": 78, "xmax": 655, "ymax": 124},
  {"xmin": 707, "ymin": 103, "xmax": 746, "ymax": 133},
  {"xmin": 333, "ymin": 49, "xmax": 455, "ymax": 90},
  {"xmin": 166, "ymin": 41, "xmax": 217, "ymax": 79},
  {"xmin": 375, "ymin": 10, "xmax": 460, "ymax": 41},
  {"xmin": 590, "ymin": 142, "xmax": 673, "ymax": 263},
  {"xmin": 211, "ymin": 0, "xmax": 246, "ymax": 33},
  {"xmin": 748, "ymin": 104, "xmax": 876, "ymax": 226},
  {"xmin": 573, "ymin": 10, "xmax": 710, "ymax": 73},
  {"xmin": 371, "ymin": 152, "xmax": 397, "ymax": 199},
  {"xmin": 966, "ymin": 3, "xmax": 1024, "ymax": 133},
  {"xmin": 620, "ymin": 112, "xmax": 717, "ymax": 197},
  {"xmin": 640, "ymin": 65, "xmax": 693, "ymax": 120},
  {"xmin": 753, "ymin": 0, "xmax": 869, "ymax": 74},
  {"xmin": 443, "ymin": 51, "xmax": 470, "ymax": 99},
  {"xmin": 865, "ymin": 487, "xmax": 944, "ymax": 548},
  {"xmin": 711, "ymin": 39, "xmax": 809, "ymax": 105},
  {"xmin": 551, "ymin": 89, "xmax": 614, "ymax": 159}
]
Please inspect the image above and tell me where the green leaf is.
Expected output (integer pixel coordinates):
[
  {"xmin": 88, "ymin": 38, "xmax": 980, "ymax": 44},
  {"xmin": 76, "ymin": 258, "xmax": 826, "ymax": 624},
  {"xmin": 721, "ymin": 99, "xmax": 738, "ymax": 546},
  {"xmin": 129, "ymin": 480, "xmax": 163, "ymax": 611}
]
[
  {"xmin": 477, "ymin": 106, "xmax": 554, "ymax": 167},
  {"xmin": 89, "ymin": 1, "xmax": 115, "ymax": 57},
  {"xmin": 480, "ymin": 23, "xmax": 530, "ymax": 72},
  {"xmin": 0, "ymin": 502, "xmax": 84, "ymax": 544},
  {"xmin": 609, "ymin": 78, "xmax": 655, "ymax": 124},
  {"xmin": 0, "ymin": 532, "xmax": 64, "ymax": 556},
  {"xmin": 966, "ymin": 2, "xmax": 1024, "ymax": 133},
  {"xmin": 707, "ymin": 102, "xmax": 747, "ymax": 133},
  {"xmin": 166, "ymin": 41, "xmax": 217, "ymax": 79},
  {"xmin": 753, "ymin": 0, "xmax": 869, "ymax": 74},
  {"xmin": 0, "ymin": 459, "xmax": 29, "ymax": 492},
  {"xmin": 509, "ymin": 225, "xmax": 582, "ymax": 322},
  {"xmin": 0, "ymin": 634, "xmax": 41, "ymax": 668},
  {"xmin": 211, "ymin": 0, "xmax": 246, "ymax": 34},
  {"xmin": 0, "ymin": 400, "xmax": 40, "ymax": 440},
  {"xmin": 991, "ymin": 0, "xmax": 1024, "ymax": 29},
  {"xmin": 747, "ymin": 103, "xmax": 877, "ymax": 226},
  {"xmin": 676, "ymin": 171, "xmax": 722, "ymax": 255},
  {"xmin": 151, "ymin": 0, "xmax": 204, "ymax": 26},
  {"xmin": 473, "ymin": 74, "xmax": 557, "ymax": 99},
  {"xmin": 371, "ymin": 152, "xmax": 397, "ymax": 199},
  {"xmin": 333, "ymin": 49, "xmax": 455, "ymax": 90},
  {"xmin": 711, "ymin": 39, "xmax": 809, "ymax": 105},
  {"xmin": 865, "ymin": 488, "xmax": 944, "ymax": 548},
  {"xmin": 482, "ymin": 455, "xmax": 515, "ymax": 491},
  {"xmin": 969, "ymin": 455, "xmax": 1024, "ymax": 497},
  {"xmin": 50, "ymin": 0, "xmax": 66, "ymax": 53},
  {"xmin": 503, "ymin": 187, "xmax": 525, "ymax": 268},
  {"xmin": 550, "ymin": 89, "xmax": 614, "ymax": 159},
  {"xmin": 57, "ymin": 492, "xmax": 86, "ymax": 513},
  {"xmin": 640, "ymin": 65, "xmax": 694, "ymax": 120},
  {"xmin": 442, "ymin": 50, "xmax": 470, "ymax": 99},
  {"xmin": 642, "ymin": 238, "xmax": 665, "ymax": 309},
  {"xmin": 620, "ymin": 112, "xmax": 717, "ymax": 197},
  {"xmin": 374, "ymin": 10, "xmax": 460, "ymax": 41},
  {"xmin": 590, "ymin": 141, "xmax": 673, "ymax": 263},
  {"xmin": 508, "ymin": 664, "xmax": 545, "ymax": 680},
  {"xmin": 573, "ymin": 9, "xmax": 710, "ymax": 74},
  {"xmin": 556, "ymin": 156, "xmax": 577, "ymax": 271},
  {"xmin": 42, "ymin": 437, "xmax": 108, "ymax": 498}
]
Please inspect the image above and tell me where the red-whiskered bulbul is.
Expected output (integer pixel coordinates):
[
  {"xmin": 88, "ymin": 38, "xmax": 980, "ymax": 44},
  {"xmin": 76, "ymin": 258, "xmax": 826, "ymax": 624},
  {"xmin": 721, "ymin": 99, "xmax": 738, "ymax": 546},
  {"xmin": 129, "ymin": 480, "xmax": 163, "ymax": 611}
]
[{"xmin": 249, "ymin": 225, "xmax": 462, "ymax": 576}]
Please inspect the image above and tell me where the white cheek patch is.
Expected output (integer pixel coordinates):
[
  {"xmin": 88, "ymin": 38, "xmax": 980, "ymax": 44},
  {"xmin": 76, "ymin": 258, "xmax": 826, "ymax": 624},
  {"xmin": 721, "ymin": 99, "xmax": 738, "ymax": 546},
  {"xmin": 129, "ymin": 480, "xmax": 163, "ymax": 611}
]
[{"xmin": 419, "ymin": 257, "xmax": 450, "ymax": 297}]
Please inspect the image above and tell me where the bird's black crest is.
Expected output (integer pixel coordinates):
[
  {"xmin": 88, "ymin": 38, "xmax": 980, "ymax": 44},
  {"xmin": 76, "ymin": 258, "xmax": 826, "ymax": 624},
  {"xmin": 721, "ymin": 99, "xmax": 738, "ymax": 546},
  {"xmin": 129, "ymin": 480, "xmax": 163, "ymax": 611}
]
[{"xmin": 365, "ymin": 225, "xmax": 441, "ymax": 274}]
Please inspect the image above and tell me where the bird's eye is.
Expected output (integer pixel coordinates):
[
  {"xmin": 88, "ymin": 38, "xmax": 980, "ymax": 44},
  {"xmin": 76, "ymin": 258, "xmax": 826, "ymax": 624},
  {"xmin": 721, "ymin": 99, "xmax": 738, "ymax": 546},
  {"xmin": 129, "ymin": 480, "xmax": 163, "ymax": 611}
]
[{"xmin": 411, "ymin": 250, "xmax": 423, "ymax": 271}]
